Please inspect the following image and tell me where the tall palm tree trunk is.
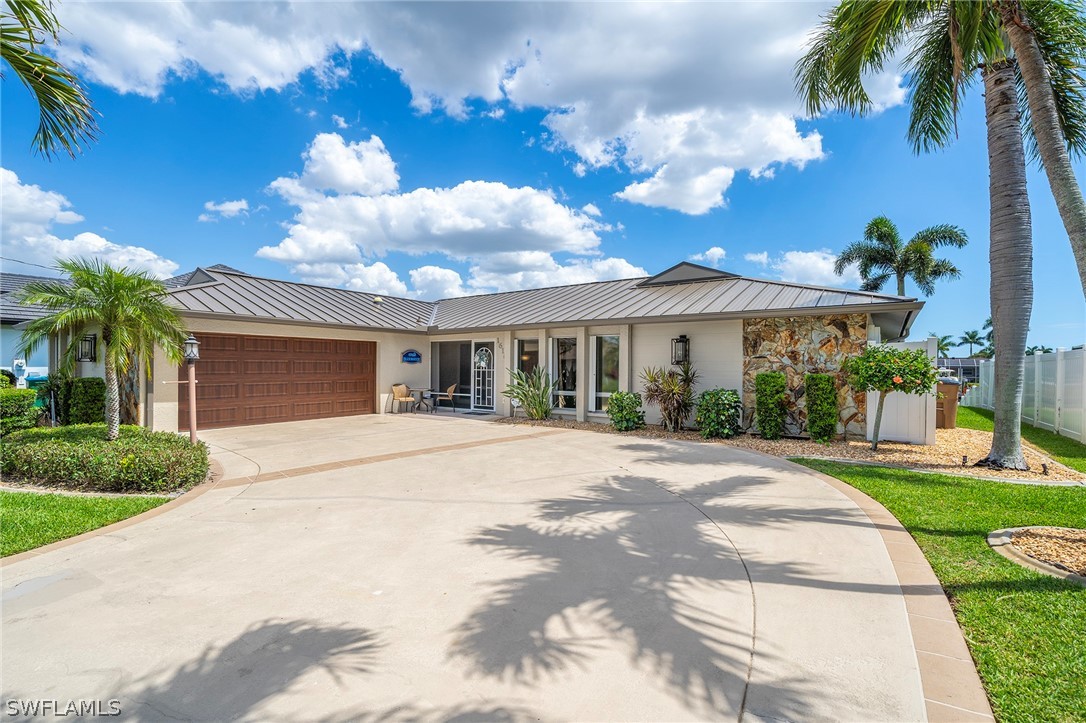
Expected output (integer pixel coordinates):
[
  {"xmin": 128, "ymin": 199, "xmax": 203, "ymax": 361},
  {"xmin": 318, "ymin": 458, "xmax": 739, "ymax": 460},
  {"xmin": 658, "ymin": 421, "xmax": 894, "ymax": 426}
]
[
  {"xmin": 896, "ymin": 274, "xmax": 906, "ymax": 296},
  {"xmin": 1000, "ymin": 4, "xmax": 1086, "ymax": 299},
  {"xmin": 979, "ymin": 60, "xmax": 1032, "ymax": 470},
  {"xmin": 102, "ymin": 329, "xmax": 121, "ymax": 441}
]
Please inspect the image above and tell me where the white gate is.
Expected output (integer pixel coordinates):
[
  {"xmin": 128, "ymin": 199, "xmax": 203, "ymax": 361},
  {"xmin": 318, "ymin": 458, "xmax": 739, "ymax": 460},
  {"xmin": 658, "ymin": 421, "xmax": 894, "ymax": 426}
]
[{"xmin": 866, "ymin": 337, "xmax": 937, "ymax": 445}]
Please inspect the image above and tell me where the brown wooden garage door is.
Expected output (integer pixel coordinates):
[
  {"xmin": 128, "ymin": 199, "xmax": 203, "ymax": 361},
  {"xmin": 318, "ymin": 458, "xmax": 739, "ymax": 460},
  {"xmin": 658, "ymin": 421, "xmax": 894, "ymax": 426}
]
[{"xmin": 178, "ymin": 333, "xmax": 376, "ymax": 430}]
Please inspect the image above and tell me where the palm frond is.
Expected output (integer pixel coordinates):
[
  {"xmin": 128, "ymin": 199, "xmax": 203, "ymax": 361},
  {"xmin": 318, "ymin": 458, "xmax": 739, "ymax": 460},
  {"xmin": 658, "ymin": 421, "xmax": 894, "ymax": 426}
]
[{"xmin": 910, "ymin": 223, "xmax": 970, "ymax": 248}]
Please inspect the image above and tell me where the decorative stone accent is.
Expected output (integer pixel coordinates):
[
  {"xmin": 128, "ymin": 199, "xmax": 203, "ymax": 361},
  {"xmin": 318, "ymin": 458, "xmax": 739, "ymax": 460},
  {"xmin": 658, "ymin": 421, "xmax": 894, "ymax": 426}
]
[{"xmin": 743, "ymin": 315, "xmax": 868, "ymax": 437}]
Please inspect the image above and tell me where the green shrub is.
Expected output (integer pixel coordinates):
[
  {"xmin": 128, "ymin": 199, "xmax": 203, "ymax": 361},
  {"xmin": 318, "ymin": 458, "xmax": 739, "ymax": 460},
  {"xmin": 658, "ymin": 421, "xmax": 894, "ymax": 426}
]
[
  {"xmin": 0, "ymin": 371, "xmax": 12, "ymax": 388},
  {"xmin": 641, "ymin": 362, "xmax": 699, "ymax": 432},
  {"xmin": 607, "ymin": 391, "xmax": 646, "ymax": 431},
  {"xmin": 502, "ymin": 366, "xmax": 554, "ymax": 419},
  {"xmin": 845, "ymin": 344, "xmax": 938, "ymax": 450},
  {"xmin": 67, "ymin": 377, "xmax": 106, "ymax": 424},
  {"xmin": 805, "ymin": 373, "xmax": 838, "ymax": 443},
  {"xmin": 755, "ymin": 371, "xmax": 788, "ymax": 440},
  {"xmin": 0, "ymin": 388, "xmax": 40, "ymax": 436},
  {"xmin": 36, "ymin": 374, "xmax": 70, "ymax": 424},
  {"xmin": 695, "ymin": 388, "xmax": 743, "ymax": 439},
  {"xmin": 1, "ymin": 424, "xmax": 209, "ymax": 493}
]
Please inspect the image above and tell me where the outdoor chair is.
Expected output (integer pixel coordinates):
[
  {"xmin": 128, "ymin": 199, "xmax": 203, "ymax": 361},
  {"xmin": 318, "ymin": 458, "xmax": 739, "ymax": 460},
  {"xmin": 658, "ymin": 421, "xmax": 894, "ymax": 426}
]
[
  {"xmin": 432, "ymin": 384, "xmax": 458, "ymax": 412},
  {"xmin": 391, "ymin": 383, "xmax": 416, "ymax": 413}
]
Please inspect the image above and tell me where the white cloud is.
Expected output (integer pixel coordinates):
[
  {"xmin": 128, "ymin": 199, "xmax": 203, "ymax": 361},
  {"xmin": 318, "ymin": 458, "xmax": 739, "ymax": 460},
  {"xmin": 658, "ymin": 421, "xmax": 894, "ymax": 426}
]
[
  {"xmin": 770, "ymin": 249, "xmax": 861, "ymax": 287},
  {"xmin": 331, "ymin": 114, "xmax": 348, "ymax": 129},
  {"xmin": 744, "ymin": 251, "xmax": 769, "ymax": 266},
  {"xmin": 465, "ymin": 253, "xmax": 646, "ymax": 294},
  {"xmin": 0, "ymin": 168, "xmax": 178, "ymax": 278},
  {"xmin": 581, "ymin": 203, "xmax": 602, "ymax": 217},
  {"xmin": 409, "ymin": 265, "xmax": 468, "ymax": 299},
  {"xmin": 291, "ymin": 133, "xmax": 400, "ymax": 196},
  {"xmin": 690, "ymin": 247, "xmax": 727, "ymax": 267},
  {"xmin": 288, "ymin": 261, "xmax": 408, "ymax": 296},
  {"xmin": 198, "ymin": 198, "xmax": 249, "ymax": 222},
  {"xmin": 49, "ymin": 3, "xmax": 904, "ymax": 214}
]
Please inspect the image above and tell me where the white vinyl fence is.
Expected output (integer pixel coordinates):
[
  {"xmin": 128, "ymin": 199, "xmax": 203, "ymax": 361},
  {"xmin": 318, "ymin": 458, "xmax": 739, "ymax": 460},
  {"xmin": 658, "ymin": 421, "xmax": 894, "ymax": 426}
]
[
  {"xmin": 964, "ymin": 348, "xmax": 1085, "ymax": 442},
  {"xmin": 866, "ymin": 337, "xmax": 937, "ymax": 445}
]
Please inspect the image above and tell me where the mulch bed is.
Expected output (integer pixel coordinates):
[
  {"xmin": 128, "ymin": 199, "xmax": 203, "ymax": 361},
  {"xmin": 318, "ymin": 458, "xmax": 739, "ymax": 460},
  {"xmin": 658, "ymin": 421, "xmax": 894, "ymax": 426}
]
[
  {"xmin": 1010, "ymin": 527, "xmax": 1086, "ymax": 576},
  {"xmin": 497, "ymin": 417, "xmax": 1085, "ymax": 482}
]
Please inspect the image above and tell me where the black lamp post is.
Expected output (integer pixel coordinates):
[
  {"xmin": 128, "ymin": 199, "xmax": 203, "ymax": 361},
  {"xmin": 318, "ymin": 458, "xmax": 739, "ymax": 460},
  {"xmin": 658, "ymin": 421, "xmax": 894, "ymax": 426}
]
[
  {"xmin": 671, "ymin": 334, "xmax": 690, "ymax": 365},
  {"xmin": 183, "ymin": 335, "xmax": 199, "ymax": 443}
]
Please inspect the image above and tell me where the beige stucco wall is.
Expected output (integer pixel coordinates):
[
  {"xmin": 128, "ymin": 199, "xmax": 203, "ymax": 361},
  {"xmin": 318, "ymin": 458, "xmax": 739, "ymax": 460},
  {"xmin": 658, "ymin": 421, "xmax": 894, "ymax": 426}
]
[
  {"xmin": 631, "ymin": 319, "xmax": 744, "ymax": 426},
  {"xmin": 150, "ymin": 317, "xmax": 429, "ymax": 432}
]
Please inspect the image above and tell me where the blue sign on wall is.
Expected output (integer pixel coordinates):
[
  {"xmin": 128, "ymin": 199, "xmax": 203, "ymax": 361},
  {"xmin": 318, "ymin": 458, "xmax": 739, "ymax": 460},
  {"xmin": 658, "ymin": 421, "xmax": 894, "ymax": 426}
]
[{"xmin": 401, "ymin": 349, "xmax": 423, "ymax": 364}]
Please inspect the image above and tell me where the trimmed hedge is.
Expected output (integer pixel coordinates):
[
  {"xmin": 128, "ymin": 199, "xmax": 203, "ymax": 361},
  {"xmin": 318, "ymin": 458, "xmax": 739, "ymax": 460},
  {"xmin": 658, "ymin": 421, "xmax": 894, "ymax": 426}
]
[
  {"xmin": 805, "ymin": 373, "xmax": 838, "ymax": 443},
  {"xmin": 68, "ymin": 377, "xmax": 106, "ymax": 424},
  {"xmin": 0, "ymin": 388, "xmax": 40, "ymax": 436},
  {"xmin": 607, "ymin": 391, "xmax": 646, "ymax": 431},
  {"xmin": 1, "ymin": 424, "xmax": 209, "ymax": 493},
  {"xmin": 754, "ymin": 371, "xmax": 788, "ymax": 440},
  {"xmin": 695, "ymin": 388, "xmax": 743, "ymax": 439}
]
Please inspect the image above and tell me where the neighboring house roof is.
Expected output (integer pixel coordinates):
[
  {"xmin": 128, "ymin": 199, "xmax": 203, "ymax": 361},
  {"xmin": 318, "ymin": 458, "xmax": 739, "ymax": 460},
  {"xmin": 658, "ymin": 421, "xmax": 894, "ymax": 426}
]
[
  {"xmin": 162, "ymin": 261, "xmax": 922, "ymax": 340},
  {"xmin": 165, "ymin": 266, "xmax": 436, "ymax": 333},
  {"xmin": 0, "ymin": 272, "xmax": 63, "ymax": 324}
]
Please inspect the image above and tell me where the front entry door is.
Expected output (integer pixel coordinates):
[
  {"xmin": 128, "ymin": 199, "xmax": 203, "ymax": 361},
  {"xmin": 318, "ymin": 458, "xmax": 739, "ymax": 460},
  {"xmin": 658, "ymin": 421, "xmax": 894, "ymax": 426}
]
[{"xmin": 472, "ymin": 342, "xmax": 495, "ymax": 410}]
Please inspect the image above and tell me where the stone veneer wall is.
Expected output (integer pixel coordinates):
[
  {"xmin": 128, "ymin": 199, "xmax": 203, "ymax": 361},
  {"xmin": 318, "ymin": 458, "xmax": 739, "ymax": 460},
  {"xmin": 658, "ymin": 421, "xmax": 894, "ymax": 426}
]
[{"xmin": 742, "ymin": 314, "xmax": 868, "ymax": 437}]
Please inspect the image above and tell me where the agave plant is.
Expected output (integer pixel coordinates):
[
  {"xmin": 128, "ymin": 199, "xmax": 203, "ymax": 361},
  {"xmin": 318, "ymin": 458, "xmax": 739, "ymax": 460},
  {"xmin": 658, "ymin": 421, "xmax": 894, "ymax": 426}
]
[
  {"xmin": 502, "ymin": 366, "xmax": 554, "ymax": 420},
  {"xmin": 640, "ymin": 362, "xmax": 700, "ymax": 433}
]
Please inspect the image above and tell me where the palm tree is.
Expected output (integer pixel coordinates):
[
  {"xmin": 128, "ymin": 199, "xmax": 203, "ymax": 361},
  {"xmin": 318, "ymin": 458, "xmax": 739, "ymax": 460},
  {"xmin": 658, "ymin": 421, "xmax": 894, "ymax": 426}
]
[
  {"xmin": 18, "ymin": 258, "xmax": 186, "ymax": 440},
  {"xmin": 795, "ymin": 1, "xmax": 1079, "ymax": 469},
  {"xmin": 929, "ymin": 332, "xmax": 955, "ymax": 357},
  {"xmin": 998, "ymin": 1, "xmax": 1086, "ymax": 298},
  {"xmin": 834, "ymin": 216, "xmax": 968, "ymax": 296},
  {"xmin": 958, "ymin": 330, "xmax": 985, "ymax": 355},
  {"xmin": 1025, "ymin": 345, "xmax": 1054, "ymax": 355},
  {"xmin": 1, "ymin": 0, "xmax": 98, "ymax": 158}
]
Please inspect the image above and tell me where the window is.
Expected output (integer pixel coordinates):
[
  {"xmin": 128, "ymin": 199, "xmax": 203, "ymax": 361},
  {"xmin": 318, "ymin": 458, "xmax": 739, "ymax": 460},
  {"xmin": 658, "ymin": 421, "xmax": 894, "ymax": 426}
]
[
  {"xmin": 592, "ymin": 335, "xmax": 620, "ymax": 412},
  {"xmin": 516, "ymin": 339, "xmax": 539, "ymax": 374},
  {"xmin": 552, "ymin": 337, "xmax": 577, "ymax": 409}
]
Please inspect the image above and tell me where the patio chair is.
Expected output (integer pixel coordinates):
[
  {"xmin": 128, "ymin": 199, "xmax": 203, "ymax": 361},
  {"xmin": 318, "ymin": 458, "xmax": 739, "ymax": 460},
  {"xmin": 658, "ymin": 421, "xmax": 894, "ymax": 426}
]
[
  {"xmin": 391, "ymin": 383, "xmax": 416, "ymax": 413},
  {"xmin": 432, "ymin": 384, "xmax": 458, "ymax": 412}
]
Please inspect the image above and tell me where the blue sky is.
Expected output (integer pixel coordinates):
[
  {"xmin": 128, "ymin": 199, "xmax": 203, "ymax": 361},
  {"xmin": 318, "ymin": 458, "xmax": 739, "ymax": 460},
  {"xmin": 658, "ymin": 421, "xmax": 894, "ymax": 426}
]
[{"xmin": 1, "ymin": 1, "xmax": 1083, "ymax": 350}]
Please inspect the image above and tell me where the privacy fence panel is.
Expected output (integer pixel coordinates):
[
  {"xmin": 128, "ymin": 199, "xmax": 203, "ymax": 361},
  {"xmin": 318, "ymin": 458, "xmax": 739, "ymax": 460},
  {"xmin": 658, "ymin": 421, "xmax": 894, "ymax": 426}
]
[{"xmin": 964, "ymin": 348, "xmax": 1085, "ymax": 443}]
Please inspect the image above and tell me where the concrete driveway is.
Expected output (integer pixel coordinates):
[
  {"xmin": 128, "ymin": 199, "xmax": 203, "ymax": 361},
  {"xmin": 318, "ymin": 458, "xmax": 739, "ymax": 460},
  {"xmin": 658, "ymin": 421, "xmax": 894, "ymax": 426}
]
[{"xmin": 2, "ymin": 415, "xmax": 925, "ymax": 721}]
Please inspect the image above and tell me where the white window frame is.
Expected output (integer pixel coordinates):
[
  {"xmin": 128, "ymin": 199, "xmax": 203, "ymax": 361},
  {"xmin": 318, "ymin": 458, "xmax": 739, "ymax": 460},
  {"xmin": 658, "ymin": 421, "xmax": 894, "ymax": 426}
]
[
  {"xmin": 550, "ymin": 336, "xmax": 577, "ymax": 410},
  {"xmin": 590, "ymin": 334, "xmax": 621, "ymax": 413}
]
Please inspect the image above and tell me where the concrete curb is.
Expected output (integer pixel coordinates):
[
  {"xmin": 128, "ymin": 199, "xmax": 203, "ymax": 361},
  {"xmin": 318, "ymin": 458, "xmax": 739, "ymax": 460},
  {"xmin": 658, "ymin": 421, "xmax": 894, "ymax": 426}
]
[
  {"xmin": 0, "ymin": 458, "xmax": 225, "ymax": 567},
  {"xmin": 797, "ymin": 456, "xmax": 1085, "ymax": 486},
  {"xmin": 785, "ymin": 459, "xmax": 997, "ymax": 722},
  {"xmin": 987, "ymin": 527, "xmax": 1086, "ymax": 587}
]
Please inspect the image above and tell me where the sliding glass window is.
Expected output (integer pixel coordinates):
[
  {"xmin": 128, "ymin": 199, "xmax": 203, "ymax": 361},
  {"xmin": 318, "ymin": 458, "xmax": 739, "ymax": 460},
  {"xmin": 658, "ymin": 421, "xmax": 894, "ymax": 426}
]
[
  {"xmin": 552, "ymin": 337, "xmax": 577, "ymax": 409},
  {"xmin": 593, "ymin": 335, "xmax": 620, "ymax": 412}
]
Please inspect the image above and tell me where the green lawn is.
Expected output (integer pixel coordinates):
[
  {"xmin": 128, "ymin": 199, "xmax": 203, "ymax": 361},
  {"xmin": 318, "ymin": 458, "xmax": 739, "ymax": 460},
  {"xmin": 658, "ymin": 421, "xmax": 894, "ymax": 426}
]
[
  {"xmin": 959, "ymin": 405, "xmax": 1086, "ymax": 474},
  {"xmin": 0, "ymin": 490, "xmax": 168, "ymax": 557},
  {"xmin": 795, "ymin": 460, "xmax": 1086, "ymax": 722}
]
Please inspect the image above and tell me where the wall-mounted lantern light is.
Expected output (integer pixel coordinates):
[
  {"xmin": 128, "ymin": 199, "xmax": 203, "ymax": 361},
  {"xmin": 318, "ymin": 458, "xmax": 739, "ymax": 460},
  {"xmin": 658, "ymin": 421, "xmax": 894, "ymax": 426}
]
[
  {"xmin": 183, "ymin": 334, "xmax": 200, "ymax": 363},
  {"xmin": 77, "ymin": 334, "xmax": 97, "ymax": 362},
  {"xmin": 671, "ymin": 334, "xmax": 690, "ymax": 365}
]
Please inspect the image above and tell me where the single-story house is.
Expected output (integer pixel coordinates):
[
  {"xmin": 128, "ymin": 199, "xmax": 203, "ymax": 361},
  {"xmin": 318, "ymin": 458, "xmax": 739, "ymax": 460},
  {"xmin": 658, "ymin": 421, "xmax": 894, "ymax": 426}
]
[
  {"xmin": 147, "ymin": 261, "xmax": 923, "ymax": 437},
  {"xmin": 1, "ymin": 262, "xmax": 925, "ymax": 437}
]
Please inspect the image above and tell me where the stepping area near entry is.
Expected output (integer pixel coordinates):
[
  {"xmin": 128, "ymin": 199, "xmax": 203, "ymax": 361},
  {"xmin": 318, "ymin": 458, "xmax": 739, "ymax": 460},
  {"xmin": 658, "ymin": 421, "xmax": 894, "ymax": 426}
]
[{"xmin": 2, "ymin": 415, "xmax": 945, "ymax": 721}]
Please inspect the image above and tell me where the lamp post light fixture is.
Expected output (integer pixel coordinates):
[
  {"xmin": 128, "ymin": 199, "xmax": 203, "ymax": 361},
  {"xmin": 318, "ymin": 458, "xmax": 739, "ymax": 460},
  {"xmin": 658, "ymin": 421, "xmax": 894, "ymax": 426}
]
[
  {"xmin": 183, "ymin": 335, "xmax": 199, "ymax": 444},
  {"xmin": 671, "ymin": 334, "xmax": 690, "ymax": 365}
]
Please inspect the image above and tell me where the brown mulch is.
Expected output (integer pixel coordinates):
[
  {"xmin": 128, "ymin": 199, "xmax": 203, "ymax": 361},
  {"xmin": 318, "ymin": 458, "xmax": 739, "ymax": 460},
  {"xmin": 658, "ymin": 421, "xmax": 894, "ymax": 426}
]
[
  {"xmin": 497, "ymin": 417, "xmax": 1085, "ymax": 482},
  {"xmin": 1010, "ymin": 527, "xmax": 1086, "ymax": 576}
]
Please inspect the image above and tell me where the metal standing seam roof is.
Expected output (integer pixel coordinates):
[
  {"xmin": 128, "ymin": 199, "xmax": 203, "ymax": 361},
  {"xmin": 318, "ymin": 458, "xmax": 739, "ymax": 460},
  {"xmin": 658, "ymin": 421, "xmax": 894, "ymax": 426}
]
[
  {"xmin": 2, "ymin": 262, "xmax": 923, "ymax": 337},
  {"xmin": 165, "ymin": 267, "xmax": 436, "ymax": 332},
  {"xmin": 429, "ymin": 275, "xmax": 919, "ymax": 331}
]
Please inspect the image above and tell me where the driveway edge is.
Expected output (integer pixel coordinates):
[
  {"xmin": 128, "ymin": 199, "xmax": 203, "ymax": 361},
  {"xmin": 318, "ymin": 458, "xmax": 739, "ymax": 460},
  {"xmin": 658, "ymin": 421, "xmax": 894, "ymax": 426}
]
[
  {"xmin": 1, "ymin": 458, "xmax": 226, "ymax": 567},
  {"xmin": 785, "ymin": 459, "xmax": 997, "ymax": 722}
]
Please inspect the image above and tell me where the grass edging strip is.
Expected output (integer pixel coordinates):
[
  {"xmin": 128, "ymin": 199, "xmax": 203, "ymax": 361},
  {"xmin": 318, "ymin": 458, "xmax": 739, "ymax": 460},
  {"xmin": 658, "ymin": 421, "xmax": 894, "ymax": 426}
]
[
  {"xmin": 1, "ymin": 457, "xmax": 224, "ymax": 566},
  {"xmin": 988, "ymin": 527, "xmax": 1086, "ymax": 587},
  {"xmin": 797, "ymin": 456, "xmax": 1084, "ymax": 486}
]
